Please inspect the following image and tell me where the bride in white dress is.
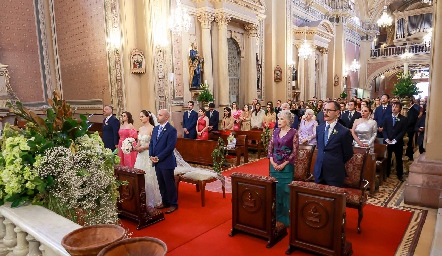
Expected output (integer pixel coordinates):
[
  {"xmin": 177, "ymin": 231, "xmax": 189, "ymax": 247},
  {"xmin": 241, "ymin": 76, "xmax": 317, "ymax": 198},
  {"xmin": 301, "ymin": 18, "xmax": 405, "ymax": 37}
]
[{"xmin": 133, "ymin": 110, "xmax": 162, "ymax": 208}]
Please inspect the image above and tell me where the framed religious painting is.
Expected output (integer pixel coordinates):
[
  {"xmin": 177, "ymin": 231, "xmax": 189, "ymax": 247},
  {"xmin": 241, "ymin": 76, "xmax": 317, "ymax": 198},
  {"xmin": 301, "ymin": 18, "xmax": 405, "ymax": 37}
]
[
  {"xmin": 274, "ymin": 65, "xmax": 282, "ymax": 82},
  {"xmin": 130, "ymin": 48, "xmax": 146, "ymax": 74}
]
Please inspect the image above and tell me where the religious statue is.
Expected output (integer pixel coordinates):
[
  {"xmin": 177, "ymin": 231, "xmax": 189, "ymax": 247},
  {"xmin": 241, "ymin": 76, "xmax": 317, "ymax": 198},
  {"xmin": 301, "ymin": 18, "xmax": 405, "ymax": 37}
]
[{"xmin": 189, "ymin": 42, "xmax": 203, "ymax": 89}]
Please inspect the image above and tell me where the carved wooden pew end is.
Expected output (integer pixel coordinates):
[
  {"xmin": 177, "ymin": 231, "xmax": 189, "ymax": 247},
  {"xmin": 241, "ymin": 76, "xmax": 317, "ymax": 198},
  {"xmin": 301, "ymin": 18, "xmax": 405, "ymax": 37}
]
[
  {"xmin": 114, "ymin": 165, "xmax": 165, "ymax": 230},
  {"xmin": 287, "ymin": 181, "xmax": 353, "ymax": 256},
  {"xmin": 229, "ymin": 172, "xmax": 287, "ymax": 248}
]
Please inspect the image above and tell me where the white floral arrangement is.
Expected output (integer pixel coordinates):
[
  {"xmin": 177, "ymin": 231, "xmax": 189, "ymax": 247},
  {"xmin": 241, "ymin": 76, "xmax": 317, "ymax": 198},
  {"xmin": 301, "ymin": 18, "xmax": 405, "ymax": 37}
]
[{"xmin": 121, "ymin": 137, "xmax": 136, "ymax": 154}]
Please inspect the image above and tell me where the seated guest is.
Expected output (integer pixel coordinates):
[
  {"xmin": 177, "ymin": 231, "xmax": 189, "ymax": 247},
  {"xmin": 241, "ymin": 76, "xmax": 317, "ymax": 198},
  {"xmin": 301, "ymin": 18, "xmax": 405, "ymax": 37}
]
[
  {"xmin": 268, "ymin": 110, "xmax": 299, "ymax": 227},
  {"xmin": 240, "ymin": 104, "xmax": 251, "ymax": 131},
  {"xmin": 221, "ymin": 107, "xmax": 234, "ymax": 132},
  {"xmin": 351, "ymin": 106, "xmax": 377, "ymax": 153},
  {"xmin": 251, "ymin": 103, "xmax": 265, "ymax": 129},
  {"xmin": 117, "ymin": 111, "xmax": 138, "ymax": 167},
  {"xmin": 263, "ymin": 102, "xmax": 276, "ymax": 132},
  {"xmin": 298, "ymin": 109, "xmax": 317, "ymax": 145},
  {"xmin": 206, "ymin": 103, "xmax": 219, "ymax": 132},
  {"xmin": 196, "ymin": 109, "xmax": 209, "ymax": 140}
]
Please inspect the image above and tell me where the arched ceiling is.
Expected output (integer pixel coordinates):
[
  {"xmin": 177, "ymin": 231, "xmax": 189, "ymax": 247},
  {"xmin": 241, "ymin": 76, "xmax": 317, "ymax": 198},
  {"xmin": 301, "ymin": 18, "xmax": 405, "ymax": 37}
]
[{"xmin": 353, "ymin": 0, "xmax": 431, "ymax": 23}]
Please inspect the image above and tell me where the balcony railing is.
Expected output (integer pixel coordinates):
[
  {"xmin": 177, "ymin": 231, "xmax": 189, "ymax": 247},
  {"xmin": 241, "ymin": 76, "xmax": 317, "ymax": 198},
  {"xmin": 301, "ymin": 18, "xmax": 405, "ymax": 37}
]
[
  {"xmin": 0, "ymin": 203, "xmax": 81, "ymax": 256},
  {"xmin": 370, "ymin": 43, "xmax": 431, "ymax": 58}
]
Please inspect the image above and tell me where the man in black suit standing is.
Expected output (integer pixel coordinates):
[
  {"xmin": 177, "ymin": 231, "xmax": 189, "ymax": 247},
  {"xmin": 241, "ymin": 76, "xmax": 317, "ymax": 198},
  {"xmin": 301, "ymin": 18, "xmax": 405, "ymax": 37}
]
[
  {"xmin": 382, "ymin": 102, "xmax": 408, "ymax": 181},
  {"xmin": 183, "ymin": 101, "xmax": 198, "ymax": 139},
  {"xmin": 206, "ymin": 103, "xmax": 219, "ymax": 132},
  {"xmin": 102, "ymin": 105, "xmax": 120, "ymax": 151},
  {"xmin": 374, "ymin": 94, "xmax": 392, "ymax": 141},
  {"xmin": 341, "ymin": 100, "xmax": 361, "ymax": 129},
  {"xmin": 406, "ymin": 98, "xmax": 419, "ymax": 161}
]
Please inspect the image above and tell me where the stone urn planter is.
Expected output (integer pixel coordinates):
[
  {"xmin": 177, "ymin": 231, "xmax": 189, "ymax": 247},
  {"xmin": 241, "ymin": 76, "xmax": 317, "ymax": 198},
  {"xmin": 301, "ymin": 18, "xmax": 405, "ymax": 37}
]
[
  {"xmin": 97, "ymin": 237, "xmax": 167, "ymax": 256},
  {"xmin": 61, "ymin": 224, "xmax": 126, "ymax": 256}
]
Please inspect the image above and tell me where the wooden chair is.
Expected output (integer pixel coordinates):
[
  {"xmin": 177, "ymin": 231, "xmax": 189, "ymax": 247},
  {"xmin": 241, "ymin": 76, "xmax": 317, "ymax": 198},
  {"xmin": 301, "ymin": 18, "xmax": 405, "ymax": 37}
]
[
  {"xmin": 294, "ymin": 145, "xmax": 315, "ymax": 181},
  {"xmin": 234, "ymin": 130, "xmax": 265, "ymax": 158},
  {"xmin": 229, "ymin": 172, "xmax": 287, "ymax": 248},
  {"xmin": 209, "ymin": 133, "xmax": 249, "ymax": 166},
  {"xmin": 343, "ymin": 147, "xmax": 369, "ymax": 234},
  {"xmin": 287, "ymin": 181, "xmax": 352, "ymax": 256},
  {"xmin": 374, "ymin": 143, "xmax": 388, "ymax": 186}
]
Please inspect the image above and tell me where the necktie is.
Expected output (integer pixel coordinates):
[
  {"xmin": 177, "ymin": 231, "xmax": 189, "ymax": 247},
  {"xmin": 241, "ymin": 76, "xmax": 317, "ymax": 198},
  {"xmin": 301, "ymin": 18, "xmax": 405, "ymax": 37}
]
[
  {"xmin": 324, "ymin": 125, "xmax": 330, "ymax": 145},
  {"xmin": 157, "ymin": 126, "xmax": 163, "ymax": 139},
  {"xmin": 382, "ymin": 106, "xmax": 386, "ymax": 113},
  {"xmin": 210, "ymin": 111, "xmax": 213, "ymax": 118},
  {"xmin": 393, "ymin": 116, "xmax": 396, "ymax": 126},
  {"xmin": 349, "ymin": 112, "xmax": 353, "ymax": 120},
  {"xmin": 188, "ymin": 111, "xmax": 191, "ymax": 118}
]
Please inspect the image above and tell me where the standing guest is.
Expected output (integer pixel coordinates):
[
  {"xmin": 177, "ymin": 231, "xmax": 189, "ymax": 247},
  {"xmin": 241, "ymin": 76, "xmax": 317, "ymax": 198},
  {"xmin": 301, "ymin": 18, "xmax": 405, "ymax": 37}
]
[
  {"xmin": 315, "ymin": 100, "xmax": 324, "ymax": 114},
  {"xmin": 102, "ymin": 105, "xmax": 120, "ymax": 151},
  {"xmin": 240, "ymin": 104, "xmax": 252, "ymax": 131},
  {"xmin": 263, "ymin": 102, "xmax": 277, "ymax": 131},
  {"xmin": 382, "ymin": 102, "xmax": 408, "ymax": 181},
  {"xmin": 117, "ymin": 111, "xmax": 138, "ymax": 167},
  {"xmin": 374, "ymin": 94, "xmax": 392, "ymax": 141},
  {"xmin": 149, "ymin": 109, "xmax": 178, "ymax": 214},
  {"xmin": 406, "ymin": 99, "xmax": 419, "ymax": 160},
  {"xmin": 341, "ymin": 100, "xmax": 362, "ymax": 129},
  {"xmin": 281, "ymin": 102, "xmax": 299, "ymax": 129},
  {"xmin": 251, "ymin": 103, "xmax": 265, "ymax": 129},
  {"xmin": 268, "ymin": 110, "xmax": 299, "ymax": 227},
  {"xmin": 275, "ymin": 100, "xmax": 282, "ymax": 115},
  {"xmin": 251, "ymin": 98, "xmax": 258, "ymax": 111},
  {"xmin": 316, "ymin": 104, "xmax": 325, "ymax": 126},
  {"xmin": 415, "ymin": 105, "xmax": 426, "ymax": 154},
  {"xmin": 372, "ymin": 98, "xmax": 381, "ymax": 114},
  {"xmin": 298, "ymin": 101, "xmax": 306, "ymax": 118},
  {"xmin": 221, "ymin": 107, "xmax": 234, "ymax": 132},
  {"xmin": 206, "ymin": 103, "xmax": 219, "ymax": 132},
  {"xmin": 298, "ymin": 109, "xmax": 317, "ymax": 145},
  {"xmin": 231, "ymin": 102, "xmax": 241, "ymax": 131},
  {"xmin": 196, "ymin": 109, "xmax": 209, "ymax": 140},
  {"xmin": 183, "ymin": 101, "xmax": 198, "ymax": 139},
  {"xmin": 287, "ymin": 100, "xmax": 292, "ymax": 107},
  {"xmin": 351, "ymin": 107, "xmax": 377, "ymax": 153},
  {"xmin": 290, "ymin": 102, "xmax": 299, "ymax": 118},
  {"xmin": 313, "ymin": 101, "xmax": 354, "ymax": 187},
  {"xmin": 339, "ymin": 102, "xmax": 346, "ymax": 116}
]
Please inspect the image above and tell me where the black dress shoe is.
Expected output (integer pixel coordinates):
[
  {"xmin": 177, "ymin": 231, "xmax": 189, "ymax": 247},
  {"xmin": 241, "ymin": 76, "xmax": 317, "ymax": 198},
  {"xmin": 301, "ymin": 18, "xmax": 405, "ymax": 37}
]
[
  {"xmin": 156, "ymin": 204, "xmax": 169, "ymax": 209},
  {"xmin": 165, "ymin": 206, "xmax": 178, "ymax": 214}
]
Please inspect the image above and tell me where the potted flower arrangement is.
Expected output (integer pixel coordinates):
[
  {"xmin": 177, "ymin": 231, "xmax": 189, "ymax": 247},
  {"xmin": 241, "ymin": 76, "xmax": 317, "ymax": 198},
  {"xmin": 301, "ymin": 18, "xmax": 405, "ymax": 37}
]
[
  {"xmin": 392, "ymin": 72, "xmax": 421, "ymax": 99},
  {"xmin": 0, "ymin": 91, "xmax": 120, "ymax": 226},
  {"xmin": 197, "ymin": 82, "xmax": 214, "ymax": 110}
]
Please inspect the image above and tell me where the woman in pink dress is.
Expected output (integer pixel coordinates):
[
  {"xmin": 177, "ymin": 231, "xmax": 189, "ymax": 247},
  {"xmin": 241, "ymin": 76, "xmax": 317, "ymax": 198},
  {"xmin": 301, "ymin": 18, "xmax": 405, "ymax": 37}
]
[
  {"xmin": 196, "ymin": 109, "xmax": 209, "ymax": 140},
  {"xmin": 117, "ymin": 111, "xmax": 138, "ymax": 167},
  {"xmin": 231, "ymin": 102, "xmax": 241, "ymax": 131}
]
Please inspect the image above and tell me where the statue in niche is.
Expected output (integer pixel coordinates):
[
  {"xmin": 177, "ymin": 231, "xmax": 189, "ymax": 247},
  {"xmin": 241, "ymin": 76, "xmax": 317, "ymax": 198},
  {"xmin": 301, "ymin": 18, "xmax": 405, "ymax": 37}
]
[
  {"xmin": 256, "ymin": 53, "xmax": 262, "ymax": 89},
  {"xmin": 189, "ymin": 42, "xmax": 204, "ymax": 89},
  {"xmin": 292, "ymin": 67, "xmax": 297, "ymax": 81}
]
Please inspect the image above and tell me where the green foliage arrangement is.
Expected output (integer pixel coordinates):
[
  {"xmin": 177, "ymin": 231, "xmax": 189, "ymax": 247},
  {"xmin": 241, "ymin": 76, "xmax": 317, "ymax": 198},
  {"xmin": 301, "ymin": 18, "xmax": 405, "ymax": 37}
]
[
  {"xmin": 261, "ymin": 127, "xmax": 271, "ymax": 152},
  {"xmin": 211, "ymin": 138, "xmax": 226, "ymax": 174},
  {"xmin": 0, "ymin": 91, "xmax": 120, "ymax": 225},
  {"xmin": 197, "ymin": 83, "xmax": 214, "ymax": 103},
  {"xmin": 392, "ymin": 72, "xmax": 421, "ymax": 98},
  {"xmin": 340, "ymin": 90, "xmax": 347, "ymax": 99}
]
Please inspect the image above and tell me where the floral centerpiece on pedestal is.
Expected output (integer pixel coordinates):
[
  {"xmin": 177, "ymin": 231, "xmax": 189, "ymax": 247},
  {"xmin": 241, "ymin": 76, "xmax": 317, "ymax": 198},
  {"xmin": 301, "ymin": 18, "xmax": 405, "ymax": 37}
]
[
  {"xmin": 196, "ymin": 82, "xmax": 214, "ymax": 110},
  {"xmin": 0, "ymin": 91, "xmax": 120, "ymax": 226}
]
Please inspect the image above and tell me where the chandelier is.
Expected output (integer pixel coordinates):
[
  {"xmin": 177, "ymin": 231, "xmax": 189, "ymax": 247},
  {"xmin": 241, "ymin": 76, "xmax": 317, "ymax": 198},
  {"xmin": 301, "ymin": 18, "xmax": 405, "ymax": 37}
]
[
  {"xmin": 423, "ymin": 28, "xmax": 432, "ymax": 46},
  {"xmin": 401, "ymin": 48, "xmax": 413, "ymax": 59},
  {"xmin": 422, "ymin": 0, "xmax": 432, "ymax": 4},
  {"xmin": 169, "ymin": 0, "xmax": 191, "ymax": 35},
  {"xmin": 377, "ymin": 5, "xmax": 393, "ymax": 27},
  {"xmin": 298, "ymin": 27, "xmax": 312, "ymax": 60},
  {"xmin": 349, "ymin": 59, "xmax": 360, "ymax": 72}
]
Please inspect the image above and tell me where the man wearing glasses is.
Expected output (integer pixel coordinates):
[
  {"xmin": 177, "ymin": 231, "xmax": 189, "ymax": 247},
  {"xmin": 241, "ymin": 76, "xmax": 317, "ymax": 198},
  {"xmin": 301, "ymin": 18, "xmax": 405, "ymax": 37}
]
[{"xmin": 313, "ymin": 101, "xmax": 354, "ymax": 187}]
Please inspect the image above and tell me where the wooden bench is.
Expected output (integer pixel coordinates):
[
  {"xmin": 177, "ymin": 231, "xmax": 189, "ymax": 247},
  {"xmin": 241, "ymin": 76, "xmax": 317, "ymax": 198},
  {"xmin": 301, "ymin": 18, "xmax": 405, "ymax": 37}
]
[
  {"xmin": 209, "ymin": 133, "xmax": 249, "ymax": 166},
  {"xmin": 287, "ymin": 181, "xmax": 352, "ymax": 255},
  {"xmin": 229, "ymin": 172, "xmax": 287, "ymax": 248},
  {"xmin": 234, "ymin": 130, "xmax": 265, "ymax": 158},
  {"xmin": 114, "ymin": 165, "xmax": 165, "ymax": 230}
]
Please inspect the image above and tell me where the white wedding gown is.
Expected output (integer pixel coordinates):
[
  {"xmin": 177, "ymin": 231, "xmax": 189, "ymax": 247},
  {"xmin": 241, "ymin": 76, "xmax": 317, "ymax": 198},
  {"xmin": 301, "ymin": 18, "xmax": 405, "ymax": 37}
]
[{"xmin": 134, "ymin": 134, "xmax": 162, "ymax": 207}]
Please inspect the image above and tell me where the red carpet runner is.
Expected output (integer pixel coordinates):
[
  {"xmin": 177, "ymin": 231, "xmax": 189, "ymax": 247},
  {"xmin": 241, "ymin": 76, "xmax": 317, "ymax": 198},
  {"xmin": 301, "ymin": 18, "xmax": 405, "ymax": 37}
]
[{"xmin": 122, "ymin": 159, "xmax": 412, "ymax": 256}]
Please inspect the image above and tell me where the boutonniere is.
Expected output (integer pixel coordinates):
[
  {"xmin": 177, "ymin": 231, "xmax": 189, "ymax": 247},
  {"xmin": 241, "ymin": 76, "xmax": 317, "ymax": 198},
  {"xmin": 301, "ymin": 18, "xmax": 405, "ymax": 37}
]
[
  {"xmin": 396, "ymin": 118, "xmax": 401, "ymax": 122},
  {"xmin": 105, "ymin": 122, "xmax": 108, "ymax": 126},
  {"xmin": 332, "ymin": 129, "xmax": 338, "ymax": 135},
  {"xmin": 163, "ymin": 128, "xmax": 167, "ymax": 131}
]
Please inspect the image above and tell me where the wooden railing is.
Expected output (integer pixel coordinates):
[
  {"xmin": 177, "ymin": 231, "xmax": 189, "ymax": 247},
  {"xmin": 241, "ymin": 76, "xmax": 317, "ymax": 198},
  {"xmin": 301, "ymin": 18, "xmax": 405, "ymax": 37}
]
[{"xmin": 370, "ymin": 43, "xmax": 431, "ymax": 58}]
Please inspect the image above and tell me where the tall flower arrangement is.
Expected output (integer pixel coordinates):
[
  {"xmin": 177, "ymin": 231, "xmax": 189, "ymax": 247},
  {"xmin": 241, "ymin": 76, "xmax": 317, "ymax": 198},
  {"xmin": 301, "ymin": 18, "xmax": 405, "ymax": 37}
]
[{"xmin": 0, "ymin": 91, "xmax": 120, "ymax": 225}]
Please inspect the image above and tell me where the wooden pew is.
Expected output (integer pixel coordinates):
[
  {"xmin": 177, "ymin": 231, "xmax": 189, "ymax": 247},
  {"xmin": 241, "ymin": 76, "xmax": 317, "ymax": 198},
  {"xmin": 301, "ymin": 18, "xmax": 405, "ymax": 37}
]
[
  {"xmin": 114, "ymin": 165, "xmax": 165, "ymax": 230},
  {"xmin": 209, "ymin": 133, "xmax": 249, "ymax": 166},
  {"xmin": 175, "ymin": 138, "xmax": 218, "ymax": 166},
  {"xmin": 233, "ymin": 130, "xmax": 265, "ymax": 158}
]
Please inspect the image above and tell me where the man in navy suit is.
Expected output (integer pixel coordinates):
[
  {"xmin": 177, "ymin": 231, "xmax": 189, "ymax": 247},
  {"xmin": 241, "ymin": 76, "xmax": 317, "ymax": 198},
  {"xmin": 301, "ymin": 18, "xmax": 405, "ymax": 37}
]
[
  {"xmin": 102, "ymin": 105, "xmax": 120, "ymax": 151},
  {"xmin": 406, "ymin": 99, "xmax": 419, "ymax": 161},
  {"xmin": 382, "ymin": 102, "xmax": 408, "ymax": 181},
  {"xmin": 340, "ymin": 100, "xmax": 362, "ymax": 129},
  {"xmin": 205, "ymin": 103, "xmax": 219, "ymax": 132},
  {"xmin": 314, "ymin": 101, "xmax": 354, "ymax": 187},
  {"xmin": 374, "ymin": 94, "xmax": 392, "ymax": 140},
  {"xmin": 150, "ymin": 109, "xmax": 178, "ymax": 214},
  {"xmin": 183, "ymin": 101, "xmax": 198, "ymax": 139}
]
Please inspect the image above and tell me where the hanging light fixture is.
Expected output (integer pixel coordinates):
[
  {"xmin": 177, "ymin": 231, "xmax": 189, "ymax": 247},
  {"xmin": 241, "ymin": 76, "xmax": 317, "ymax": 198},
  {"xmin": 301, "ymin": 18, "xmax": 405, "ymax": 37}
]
[
  {"xmin": 377, "ymin": 2, "xmax": 393, "ymax": 28},
  {"xmin": 401, "ymin": 48, "xmax": 413, "ymax": 59},
  {"xmin": 422, "ymin": 0, "xmax": 432, "ymax": 5},
  {"xmin": 349, "ymin": 59, "xmax": 361, "ymax": 72},
  {"xmin": 298, "ymin": 27, "xmax": 313, "ymax": 60},
  {"xmin": 169, "ymin": 0, "xmax": 191, "ymax": 35},
  {"xmin": 423, "ymin": 28, "xmax": 432, "ymax": 46}
]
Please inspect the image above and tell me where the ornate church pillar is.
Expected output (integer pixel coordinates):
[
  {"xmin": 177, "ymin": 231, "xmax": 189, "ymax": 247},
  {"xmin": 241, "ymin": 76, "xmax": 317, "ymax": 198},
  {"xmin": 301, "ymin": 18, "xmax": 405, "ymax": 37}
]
[
  {"xmin": 296, "ymin": 45, "xmax": 306, "ymax": 101},
  {"xmin": 320, "ymin": 49, "xmax": 328, "ymax": 99},
  {"xmin": 244, "ymin": 23, "xmax": 259, "ymax": 104},
  {"xmin": 307, "ymin": 50, "xmax": 316, "ymax": 100},
  {"xmin": 358, "ymin": 38, "xmax": 372, "ymax": 92},
  {"xmin": 197, "ymin": 12, "xmax": 214, "ymax": 92},
  {"xmin": 333, "ymin": 21, "xmax": 346, "ymax": 99},
  {"xmin": 215, "ymin": 13, "xmax": 231, "ymax": 107}
]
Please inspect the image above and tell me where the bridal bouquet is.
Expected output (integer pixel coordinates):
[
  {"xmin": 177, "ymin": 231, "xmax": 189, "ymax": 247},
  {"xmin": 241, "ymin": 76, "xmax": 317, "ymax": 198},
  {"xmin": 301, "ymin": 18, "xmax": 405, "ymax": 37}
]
[{"xmin": 121, "ymin": 138, "xmax": 136, "ymax": 154}]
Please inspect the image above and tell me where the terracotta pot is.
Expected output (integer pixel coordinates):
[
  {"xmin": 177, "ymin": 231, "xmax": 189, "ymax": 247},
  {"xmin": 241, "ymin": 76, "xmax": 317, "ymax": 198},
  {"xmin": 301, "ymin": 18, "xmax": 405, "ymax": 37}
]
[
  {"xmin": 97, "ymin": 237, "xmax": 167, "ymax": 256},
  {"xmin": 61, "ymin": 224, "xmax": 126, "ymax": 256}
]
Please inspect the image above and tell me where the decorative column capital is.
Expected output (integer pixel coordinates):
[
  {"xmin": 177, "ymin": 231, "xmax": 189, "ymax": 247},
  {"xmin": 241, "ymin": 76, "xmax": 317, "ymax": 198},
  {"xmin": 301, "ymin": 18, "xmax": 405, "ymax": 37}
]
[
  {"xmin": 244, "ymin": 23, "xmax": 259, "ymax": 37},
  {"xmin": 215, "ymin": 13, "xmax": 231, "ymax": 27},
  {"xmin": 319, "ymin": 48, "xmax": 328, "ymax": 54},
  {"xmin": 197, "ymin": 12, "xmax": 214, "ymax": 29}
]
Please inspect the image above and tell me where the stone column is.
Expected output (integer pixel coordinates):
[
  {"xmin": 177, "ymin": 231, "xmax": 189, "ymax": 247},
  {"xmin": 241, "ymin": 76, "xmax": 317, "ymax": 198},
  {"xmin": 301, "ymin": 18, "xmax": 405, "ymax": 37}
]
[
  {"xmin": 320, "ymin": 49, "xmax": 328, "ymax": 99},
  {"xmin": 197, "ymin": 12, "xmax": 214, "ymax": 92},
  {"xmin": 359, "ymin": 39, "xmax": 372, "ymax": 90},
  {"xmin": 296, "ymin": 44, "xmax": 306, "ymax": 101},
  {"xmin": 215, "ymin": 13, "xmax": 231, "ymax": 107},
  {"xmin": 334, "ymin": 21, "xmax": 346, "ymax": 99},
  {"xmin": 307, "ymin": 50, "xmax": 316, "ymax": 100},
  {"xmin": 244, "ymin": 23, "xmax": 259, "ymax": 104},
  {"xmin": 404, "ymin": 0, "xmax": 442, "ymax": 208}
]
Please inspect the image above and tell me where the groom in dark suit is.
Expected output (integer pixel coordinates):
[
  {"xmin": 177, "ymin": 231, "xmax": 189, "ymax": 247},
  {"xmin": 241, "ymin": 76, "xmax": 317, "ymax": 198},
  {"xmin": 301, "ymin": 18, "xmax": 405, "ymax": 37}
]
[
  {"xmin": 150, "ymin": 109, "xmax": 178, "ymax": 214},
  {"xmin": 183, "ymin": 101, "xmax": 198, "ymax": 139},
  {"xmin": 314, "ymin": 101, "xmax": 354, "ymax": 187},
  {"xmin": 102, "ymin": 105, "xmax": 120, "ymax": 151}
]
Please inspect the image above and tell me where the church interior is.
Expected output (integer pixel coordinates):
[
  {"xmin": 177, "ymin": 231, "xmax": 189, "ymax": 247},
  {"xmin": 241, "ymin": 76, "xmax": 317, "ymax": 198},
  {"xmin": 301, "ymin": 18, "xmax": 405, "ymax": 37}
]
[{"xmin": 1, "ymin": 0, "xmax": 442, "ymax": 255}]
